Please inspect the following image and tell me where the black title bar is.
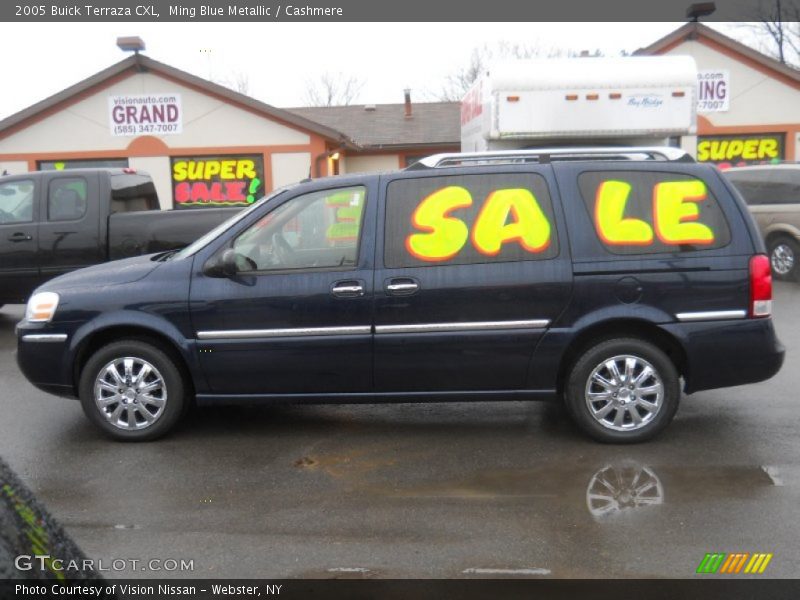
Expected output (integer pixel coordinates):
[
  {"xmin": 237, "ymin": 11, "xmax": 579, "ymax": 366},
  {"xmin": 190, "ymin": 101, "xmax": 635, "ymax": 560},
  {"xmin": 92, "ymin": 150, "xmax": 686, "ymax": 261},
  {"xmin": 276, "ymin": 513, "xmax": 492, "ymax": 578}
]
[{"xmin": 1, "ymin": 0, "xmax": 765, "ymax": 22}]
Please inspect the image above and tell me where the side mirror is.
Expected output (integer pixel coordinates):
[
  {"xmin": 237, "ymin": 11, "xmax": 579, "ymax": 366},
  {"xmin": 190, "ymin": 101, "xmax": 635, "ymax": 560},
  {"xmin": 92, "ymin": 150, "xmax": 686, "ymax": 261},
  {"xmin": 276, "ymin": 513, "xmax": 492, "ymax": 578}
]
[{"xmin": 203, "ymin": 248, "xmax": 238, "ymax": 278}]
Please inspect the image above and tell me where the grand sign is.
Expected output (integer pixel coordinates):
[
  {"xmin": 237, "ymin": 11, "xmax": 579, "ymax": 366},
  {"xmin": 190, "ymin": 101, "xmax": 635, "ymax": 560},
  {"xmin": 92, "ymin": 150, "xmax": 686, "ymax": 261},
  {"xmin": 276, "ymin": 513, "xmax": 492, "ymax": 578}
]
[
  {"xmin": 697, "ymin": 70, "xmax": 729, "ymax": 113},
  {"xmin": 109, "ymin": 94, "xmax": 182, "ymax": 136}
]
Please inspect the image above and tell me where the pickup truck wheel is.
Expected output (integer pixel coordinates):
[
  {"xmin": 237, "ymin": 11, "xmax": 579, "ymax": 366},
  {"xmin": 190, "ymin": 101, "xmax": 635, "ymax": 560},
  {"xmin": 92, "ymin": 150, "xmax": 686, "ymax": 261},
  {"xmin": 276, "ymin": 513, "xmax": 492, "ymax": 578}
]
[
  {"xmin": 79, "ymin": 340, "xmax": 186, "ymax": 441},
  {"xmin": 768, "ymin": 236, "xmax": 799, "ymax": 281},
  {"xmin": 565, "ymin": 338, "xmax": 680, "ymax": 444}
]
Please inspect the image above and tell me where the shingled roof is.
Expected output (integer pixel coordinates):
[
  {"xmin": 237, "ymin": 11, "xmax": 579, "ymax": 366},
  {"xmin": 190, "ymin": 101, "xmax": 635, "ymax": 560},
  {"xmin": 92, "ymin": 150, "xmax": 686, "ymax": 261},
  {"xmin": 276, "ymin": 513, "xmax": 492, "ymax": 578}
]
[
  {"xmin": 288, "ymin": 101, "xmax": 461, "ymax": 150},
  {"xmin": 0, "ymin": 54, "xmax": 357, "ymax": 147}
]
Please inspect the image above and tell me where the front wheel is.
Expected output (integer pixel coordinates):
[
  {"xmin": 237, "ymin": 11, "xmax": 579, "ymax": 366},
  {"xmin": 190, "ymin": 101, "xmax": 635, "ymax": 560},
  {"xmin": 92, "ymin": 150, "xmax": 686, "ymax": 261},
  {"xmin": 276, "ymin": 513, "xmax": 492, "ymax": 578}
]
[
  {"xmin": 564, "ymin": 338, "xmax": 680, "ymax": 443},
  {"xmin": 79, "ymin": 340, "xmax": 186, "ymax": 441},
  {"xmin": 768, "ymin": 236, "xmax": 800, "ymax": 281}
]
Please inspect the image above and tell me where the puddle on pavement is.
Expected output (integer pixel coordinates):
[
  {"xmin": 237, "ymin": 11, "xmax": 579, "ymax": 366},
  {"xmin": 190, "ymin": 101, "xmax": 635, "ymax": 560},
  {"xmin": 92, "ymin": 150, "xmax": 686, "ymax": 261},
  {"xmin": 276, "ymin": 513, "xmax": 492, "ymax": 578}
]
[{"xmin": 292, "ymin": 454, "xmax": 783, "ymax": 519}]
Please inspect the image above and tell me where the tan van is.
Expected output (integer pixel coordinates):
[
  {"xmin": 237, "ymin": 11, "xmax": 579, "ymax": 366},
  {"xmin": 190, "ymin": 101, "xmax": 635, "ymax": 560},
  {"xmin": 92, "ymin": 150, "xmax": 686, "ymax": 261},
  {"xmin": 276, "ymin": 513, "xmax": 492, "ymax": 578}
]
[{"xmin": 725, "ymin": 165, "xmax": 800, "ymax": 281}]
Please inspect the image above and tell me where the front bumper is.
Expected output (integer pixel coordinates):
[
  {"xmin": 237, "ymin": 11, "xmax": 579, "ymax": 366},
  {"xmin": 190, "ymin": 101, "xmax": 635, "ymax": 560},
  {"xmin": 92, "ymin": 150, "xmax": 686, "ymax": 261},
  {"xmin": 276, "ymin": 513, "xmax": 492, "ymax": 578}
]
[{"xmin": 16, "ymin": 325, "xmax": 77, "ymax": 398}]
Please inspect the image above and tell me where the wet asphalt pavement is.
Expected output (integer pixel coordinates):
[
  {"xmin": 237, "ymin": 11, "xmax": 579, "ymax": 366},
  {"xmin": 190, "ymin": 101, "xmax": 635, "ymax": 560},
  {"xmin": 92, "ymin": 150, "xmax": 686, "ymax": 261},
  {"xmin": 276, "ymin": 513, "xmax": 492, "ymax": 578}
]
[{"xmin": 0, "ymin": 284, "xmax": 799, "ymax": 579}]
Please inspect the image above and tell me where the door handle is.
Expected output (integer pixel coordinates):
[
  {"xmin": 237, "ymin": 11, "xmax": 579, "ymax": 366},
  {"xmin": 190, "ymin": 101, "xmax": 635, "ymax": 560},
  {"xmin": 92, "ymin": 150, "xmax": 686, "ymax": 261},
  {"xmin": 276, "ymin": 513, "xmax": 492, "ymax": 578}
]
[
  {"xmin": 8, "ymin": 232, "xmax": 33, "ymax": 242},
  {"xmin": 385, "ymin": 278, "xmax": 419, "ymax": 295},
  {"xmin": 331, "ymin": 280, "xmax": 365, "ymax": 298}
]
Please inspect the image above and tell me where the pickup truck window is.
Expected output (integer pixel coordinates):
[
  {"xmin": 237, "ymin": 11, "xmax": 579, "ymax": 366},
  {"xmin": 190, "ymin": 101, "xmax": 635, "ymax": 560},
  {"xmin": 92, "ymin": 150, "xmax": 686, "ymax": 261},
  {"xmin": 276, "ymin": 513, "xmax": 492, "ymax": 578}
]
[
  {"xmin": 48, "ymin": 177, "xmax": 88, "ymax": 221},
  {"xmin": 384, "ymin": 173, "xmax": 558, "ymax": 268},
  {"xmin": 0, "ymin": 179, "xmax": 35, "ymax": 224},
  {"xmin": 233, "ymin": 186, "xmax": 366, "ymax": 272},
  {"xmin": 109, "ymin": 173, "xmax": 159, "ymax": 213}
]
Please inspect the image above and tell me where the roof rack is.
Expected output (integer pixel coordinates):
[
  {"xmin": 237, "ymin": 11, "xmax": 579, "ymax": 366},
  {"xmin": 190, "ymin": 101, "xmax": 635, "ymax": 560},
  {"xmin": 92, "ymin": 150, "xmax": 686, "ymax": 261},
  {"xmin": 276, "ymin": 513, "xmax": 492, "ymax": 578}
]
[{"xmin": 406, "ymin": 147, "xmax": 694, "ymax": 170}]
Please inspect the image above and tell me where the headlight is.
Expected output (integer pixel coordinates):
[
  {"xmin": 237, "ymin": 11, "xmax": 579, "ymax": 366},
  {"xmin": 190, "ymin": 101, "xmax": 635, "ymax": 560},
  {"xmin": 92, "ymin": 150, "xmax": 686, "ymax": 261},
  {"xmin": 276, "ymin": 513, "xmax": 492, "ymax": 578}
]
[{"xmin": 25, "ymin": 292, "xmax": 60, "ymax": 323}]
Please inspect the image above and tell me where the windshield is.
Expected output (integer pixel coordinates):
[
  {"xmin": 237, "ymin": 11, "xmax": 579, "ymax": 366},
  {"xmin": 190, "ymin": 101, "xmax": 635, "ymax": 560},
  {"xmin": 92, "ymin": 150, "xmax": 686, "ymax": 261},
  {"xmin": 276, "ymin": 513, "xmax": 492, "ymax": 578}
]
[{"xmin": 171, "ymin": 187, "xmax": 291, "ymax": 260}]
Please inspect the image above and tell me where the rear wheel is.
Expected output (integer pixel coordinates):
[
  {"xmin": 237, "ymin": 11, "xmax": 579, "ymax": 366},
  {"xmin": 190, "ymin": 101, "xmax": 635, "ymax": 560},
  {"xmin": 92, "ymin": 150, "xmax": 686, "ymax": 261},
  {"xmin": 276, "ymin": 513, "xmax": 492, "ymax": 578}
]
[
  {"xmin": 565, "ymin": 338, "xmax": 680, "ymax": 443},
  {"xmin": 768, "ymin": 236, "xmax": 800, "ymax": 281},
  {"xmin": 79, "ymin": 340, "xmax": 186, "ymax": 441}
]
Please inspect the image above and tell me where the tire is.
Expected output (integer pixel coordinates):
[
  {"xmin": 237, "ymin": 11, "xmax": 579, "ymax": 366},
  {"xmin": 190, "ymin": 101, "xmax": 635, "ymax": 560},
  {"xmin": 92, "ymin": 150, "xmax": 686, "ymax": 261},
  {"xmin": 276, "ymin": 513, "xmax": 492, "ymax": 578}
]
[
  {"xmin": 768, "ymin": 236, "xmax": 800, "ymax": 282},
  {"xmin": 78, "ymin": 340, "xmax": 187, "ymax": 441},
  {"xmin": 564, "ymin": 338, "xmax": 680, "ymax": 444}
]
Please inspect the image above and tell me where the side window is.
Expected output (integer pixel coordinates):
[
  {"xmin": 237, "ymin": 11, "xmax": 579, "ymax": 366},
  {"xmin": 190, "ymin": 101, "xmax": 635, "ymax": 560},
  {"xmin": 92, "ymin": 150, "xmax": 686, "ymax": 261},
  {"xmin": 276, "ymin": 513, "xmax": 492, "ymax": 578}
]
[
  {"xmin": 384, "ymin": 173, "xmax": 558, "ymax": 268},
  {"xmin": 0, "ymin": 179, "xmax": 35, "ymax": 225},
  {"xmin": 233, "ymin": 186, "xmax": 366, "ymax": 272},
  {"xmin": 48, "ymin": 177, "xmax": 88, "ymax": 222},
  {"xmin": 578, "ymin": 171, "xmax": 731, "ymax": 255}
]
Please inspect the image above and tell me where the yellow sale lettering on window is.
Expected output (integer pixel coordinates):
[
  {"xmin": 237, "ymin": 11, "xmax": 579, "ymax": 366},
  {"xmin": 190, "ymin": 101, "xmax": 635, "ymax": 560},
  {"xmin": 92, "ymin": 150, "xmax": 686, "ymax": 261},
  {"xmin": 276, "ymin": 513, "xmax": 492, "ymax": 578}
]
[
  {"xmin": 592, "ymin": 179, "xmax": 716, "ymax": 248},
  {"xmin": 406, "ymin": 186, "xmax": 473, "ymax": 262},
  {"xmin": 654, "ymin": 180, "xmax": 715, "ymax": 245},
  {"xmin": 594, "ymin": 180, "xmax": 654, "ymax": 246},
  {"xmin": 405, "ymin": 186, "xmax": 553, "ymax": 262},
  {"xmin": 472, "ymin": 189, "xmax": 551, "ymax": 255}
]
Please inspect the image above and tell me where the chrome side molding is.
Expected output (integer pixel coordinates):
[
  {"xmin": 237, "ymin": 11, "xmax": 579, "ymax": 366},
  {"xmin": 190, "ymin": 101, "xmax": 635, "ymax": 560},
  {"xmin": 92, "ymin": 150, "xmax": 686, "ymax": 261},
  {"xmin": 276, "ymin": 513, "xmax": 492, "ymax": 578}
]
[
  {"xmin": 675, "ymin": 310, "xmax": 747, "ymax": 322},
  {"xmin": 21, "ymin": 333, "xmax": 68, "ymax": 342},
  {"xmin": 374, "ymin": 319, "xmax": 551, "ymax": 334},
  {"xmin": 197, "ymin": 326, "xmax": 372, "ymax": 340},
  {"xmin": 197, "ymin": 319, "xmax": 552, "ymax": 340}
]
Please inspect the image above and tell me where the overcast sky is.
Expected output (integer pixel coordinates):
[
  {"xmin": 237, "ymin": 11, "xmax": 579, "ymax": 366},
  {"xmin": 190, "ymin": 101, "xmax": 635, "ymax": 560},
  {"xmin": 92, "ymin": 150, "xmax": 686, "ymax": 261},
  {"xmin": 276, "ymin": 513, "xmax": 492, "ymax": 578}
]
[{"xmin": 0, "ymin": 22, "xmax": 767, "ymax": 120}]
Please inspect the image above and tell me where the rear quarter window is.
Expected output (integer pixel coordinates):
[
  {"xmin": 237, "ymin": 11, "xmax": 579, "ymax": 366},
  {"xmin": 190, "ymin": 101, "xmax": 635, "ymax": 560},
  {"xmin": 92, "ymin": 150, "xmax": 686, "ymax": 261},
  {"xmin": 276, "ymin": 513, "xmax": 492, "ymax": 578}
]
[
  {"xmin": 110, "ymin": 173, "xmax": 159, "ymax": 213},
  {"xmin": 577, "ymin": 170, "xmax": 731, "ymax": 255},
  {"xmin": 384, "ymin": 173, "xmax": 558, "ymax": 268}
]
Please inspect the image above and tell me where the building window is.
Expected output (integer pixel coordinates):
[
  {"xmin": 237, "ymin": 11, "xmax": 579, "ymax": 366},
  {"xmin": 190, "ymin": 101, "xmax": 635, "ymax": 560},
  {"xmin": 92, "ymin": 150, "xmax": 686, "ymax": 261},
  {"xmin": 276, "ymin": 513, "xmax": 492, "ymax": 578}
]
[
  {"xmin": 696, "ymin": 134, "xmax": 785, "ymax": 169},
  {"xmin": 38, "ymin": 158, "xmax": 128, "ymax": 171},
  {"xmin": 171, "ymin": 154, "xmax": 266, "ymax": 208},
  {"xmin": 404, "ymin": 155, "xmax": 427, "ymax": 168}
]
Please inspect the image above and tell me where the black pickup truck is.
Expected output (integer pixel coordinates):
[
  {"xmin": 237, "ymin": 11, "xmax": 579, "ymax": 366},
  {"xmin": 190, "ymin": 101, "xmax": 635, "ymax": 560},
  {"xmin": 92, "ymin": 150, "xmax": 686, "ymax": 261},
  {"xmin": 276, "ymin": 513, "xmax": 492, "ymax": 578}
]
[{"xmin": 0, "ymin": 168, "xmax": 238, "ymax": 305}]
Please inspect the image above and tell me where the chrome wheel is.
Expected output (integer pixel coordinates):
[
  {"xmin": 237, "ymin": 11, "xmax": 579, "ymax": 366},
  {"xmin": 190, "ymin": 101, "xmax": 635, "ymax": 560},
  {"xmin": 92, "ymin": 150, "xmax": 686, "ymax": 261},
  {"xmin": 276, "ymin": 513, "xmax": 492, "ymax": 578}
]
[
  {"xmin": 771, "ymin": 243, "xmax": 795, "ymax": 276},
  {"xmin": 584, "ymin": 355, "xmax": 663, "ymax": 432},
  {"xmin": 94, "ymin": 357, "xmax": 167, "ymax": 431}
]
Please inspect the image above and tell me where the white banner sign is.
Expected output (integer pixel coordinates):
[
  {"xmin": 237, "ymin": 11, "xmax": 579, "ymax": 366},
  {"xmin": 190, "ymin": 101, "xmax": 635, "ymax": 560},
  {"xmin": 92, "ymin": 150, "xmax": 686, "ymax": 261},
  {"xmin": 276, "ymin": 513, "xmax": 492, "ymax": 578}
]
[
  {"xmin": 697, "ymin": 70, "xmax": 730, "ymax": 113},
  {"xmin": 108, "ymin": 94, "xmax": 183, "ymax": 136}
]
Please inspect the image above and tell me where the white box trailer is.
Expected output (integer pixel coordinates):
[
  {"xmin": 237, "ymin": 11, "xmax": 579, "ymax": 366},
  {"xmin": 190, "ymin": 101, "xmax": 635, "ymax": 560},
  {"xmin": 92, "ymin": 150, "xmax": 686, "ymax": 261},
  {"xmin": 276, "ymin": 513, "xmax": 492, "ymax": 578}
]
[{"xmin": 461, "ymin": 56, "xmax": 698, "ymax": 152}]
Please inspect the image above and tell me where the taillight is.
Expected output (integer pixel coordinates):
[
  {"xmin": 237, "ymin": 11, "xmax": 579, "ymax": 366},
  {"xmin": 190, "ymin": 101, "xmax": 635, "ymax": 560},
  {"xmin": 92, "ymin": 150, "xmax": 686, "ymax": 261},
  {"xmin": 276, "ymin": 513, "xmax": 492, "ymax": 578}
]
[{"xmin": 749, "ymin": 254, "xmax": 772, "ymax": 318}]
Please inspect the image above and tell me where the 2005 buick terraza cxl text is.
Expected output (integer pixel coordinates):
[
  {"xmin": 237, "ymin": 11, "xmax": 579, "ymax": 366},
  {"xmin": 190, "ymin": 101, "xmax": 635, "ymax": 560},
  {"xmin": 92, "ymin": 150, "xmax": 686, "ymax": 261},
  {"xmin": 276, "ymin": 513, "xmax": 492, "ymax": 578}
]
[{"xmin": 15, "ymin": 148, "xmax": 785, "ymax": 443}]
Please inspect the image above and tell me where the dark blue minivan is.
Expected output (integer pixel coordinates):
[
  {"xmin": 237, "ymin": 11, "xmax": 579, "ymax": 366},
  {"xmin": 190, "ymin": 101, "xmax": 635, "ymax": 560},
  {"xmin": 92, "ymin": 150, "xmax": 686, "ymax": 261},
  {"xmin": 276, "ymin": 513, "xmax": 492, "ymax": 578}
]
[{"xmin": 16, "ymin": 148, "xmax": 785, "ymax": 442}]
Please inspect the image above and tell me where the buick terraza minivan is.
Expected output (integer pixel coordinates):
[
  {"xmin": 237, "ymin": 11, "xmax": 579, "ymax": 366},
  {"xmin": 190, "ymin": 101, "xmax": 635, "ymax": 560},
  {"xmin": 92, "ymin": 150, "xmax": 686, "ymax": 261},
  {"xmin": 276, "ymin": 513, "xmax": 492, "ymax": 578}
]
[{"xmin": 16, "ymin": 148, "xmax": 785, "ymax": 443}]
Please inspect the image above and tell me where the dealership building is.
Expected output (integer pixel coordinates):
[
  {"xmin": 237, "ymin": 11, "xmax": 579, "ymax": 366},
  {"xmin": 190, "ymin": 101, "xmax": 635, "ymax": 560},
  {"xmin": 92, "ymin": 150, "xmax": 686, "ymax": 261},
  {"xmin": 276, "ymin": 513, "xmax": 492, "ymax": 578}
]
[
  {"xmin": 0, "ymin": 22, "xmax": 797, "ymax": 208},
  {"xmin": 638, "ymin": 22, "xmax": 800, "ymax": 169}
]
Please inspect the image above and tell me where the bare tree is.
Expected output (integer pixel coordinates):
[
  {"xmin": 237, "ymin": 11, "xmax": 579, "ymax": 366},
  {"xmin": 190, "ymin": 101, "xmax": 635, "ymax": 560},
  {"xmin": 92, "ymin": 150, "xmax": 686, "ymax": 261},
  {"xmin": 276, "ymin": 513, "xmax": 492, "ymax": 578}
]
[
  {"xmin": 435, "ymin": 42, "xmax": 604, "ymax": 102},
  {"xmin": 743, "ymin": 0, "xmax": 800, "ymax": 65},
  {"xmin": 303, "ymin": 72, "xmax": 365, "ymax": 107},
  {"xmin": 214, "ymin": 71, "xmax": 251, "ymax": 95}
]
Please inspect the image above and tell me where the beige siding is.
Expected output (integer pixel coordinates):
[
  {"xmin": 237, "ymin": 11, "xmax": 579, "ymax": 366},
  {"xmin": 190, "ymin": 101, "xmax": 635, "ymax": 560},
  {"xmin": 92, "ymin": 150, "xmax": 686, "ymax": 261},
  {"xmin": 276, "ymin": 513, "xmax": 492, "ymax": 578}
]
[
  {"xmin": 0, "ymin": 72, "xmax": 310, "ymax": 154},
  {"xmin": 0, "ymin": 161, "xmax": 29, "ymax": 175},
  {"xmin": 271, "ymin": 152, "xmax": 311, "ymax": 189},
  {"xmin": 129, "ymin": 156, "xmax": 173, "ymax": 209},
  {"xmin": 665, "ymin": 41, "xmax": 800, "ymax": 127},
  {"xmin": 342, "ymin": 154, "xmax": 401, "ymax": 174}
]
